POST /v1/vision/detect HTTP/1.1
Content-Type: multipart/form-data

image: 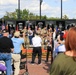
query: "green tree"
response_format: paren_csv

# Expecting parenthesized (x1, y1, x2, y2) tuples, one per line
(62, 15, 69, 19)
(41, 15, 47, 20)
(3, 8, 69, 20)
(3, 9, 36, 20)
(21, 9, 29, 20)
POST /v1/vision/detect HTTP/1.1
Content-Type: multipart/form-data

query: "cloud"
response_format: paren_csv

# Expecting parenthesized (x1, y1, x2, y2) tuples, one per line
(20, 0, 40, 12)
(0, 0, 61, 18)
(63, 8, 76, 19)
(0, 0, 18, 18)
(63, 0, 68, 2)
(41, 2, 60, 17)
(55, 0, 68, 2)
(0, 0, 17, 5)
(20, 0, 61, 17)
(0, 0, 74, 19)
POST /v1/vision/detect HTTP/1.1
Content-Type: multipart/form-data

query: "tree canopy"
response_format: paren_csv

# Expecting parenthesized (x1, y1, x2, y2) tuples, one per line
(2, 9, 69, 20)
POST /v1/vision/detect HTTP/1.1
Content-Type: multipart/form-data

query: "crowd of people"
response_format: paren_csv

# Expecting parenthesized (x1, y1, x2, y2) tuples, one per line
(0, 23, 76, 75)
(50, 26, 76, 75)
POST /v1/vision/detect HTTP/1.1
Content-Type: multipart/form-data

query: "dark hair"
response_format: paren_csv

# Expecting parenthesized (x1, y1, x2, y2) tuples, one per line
(2, 29, 8, 33)
(60, 33, 64, 41)
(35, 32, 39, 35)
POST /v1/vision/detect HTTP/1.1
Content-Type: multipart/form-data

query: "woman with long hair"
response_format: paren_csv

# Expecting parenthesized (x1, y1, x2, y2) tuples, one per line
(50, 27, 76, 75)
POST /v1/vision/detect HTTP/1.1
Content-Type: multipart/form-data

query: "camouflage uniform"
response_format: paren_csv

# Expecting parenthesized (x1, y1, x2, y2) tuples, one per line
(22, 28, 30, 48)
(41, 27, 47, 48)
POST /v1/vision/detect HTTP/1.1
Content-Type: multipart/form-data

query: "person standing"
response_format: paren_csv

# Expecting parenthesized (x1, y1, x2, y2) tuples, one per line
(0, 29, 14, 75)
(11, 31, 24, 75)
(50, 27, 76, 75)
(55, 34, 66, 55)
(45, 35, 52, 62)
(28, 27, 33, 45)
(31, 33, 42, 65)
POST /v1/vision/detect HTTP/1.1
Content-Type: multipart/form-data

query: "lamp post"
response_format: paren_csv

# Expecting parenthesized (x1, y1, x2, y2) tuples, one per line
(61, 0, 62, 19)
(18, 0, 20, 19)
(40, 0, 43, 19)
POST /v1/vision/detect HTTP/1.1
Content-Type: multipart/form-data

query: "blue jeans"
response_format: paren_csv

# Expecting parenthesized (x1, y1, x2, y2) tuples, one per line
(0, 53, 11, 75)
(29, 36, 33, 45)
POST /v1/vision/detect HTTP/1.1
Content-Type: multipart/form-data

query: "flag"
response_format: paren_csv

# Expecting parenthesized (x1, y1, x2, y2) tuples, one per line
(16, 24, 18, 31)
(6, 24, 8, 30)
(2, 23, 5, 30)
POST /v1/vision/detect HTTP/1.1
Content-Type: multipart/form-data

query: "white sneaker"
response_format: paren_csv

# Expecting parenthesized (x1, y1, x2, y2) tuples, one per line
(0, 71, 2, 74)
(31, 62, 34, 65)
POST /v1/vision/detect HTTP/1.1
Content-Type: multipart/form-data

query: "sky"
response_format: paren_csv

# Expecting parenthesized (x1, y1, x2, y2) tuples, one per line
(0, 0, 76, 19)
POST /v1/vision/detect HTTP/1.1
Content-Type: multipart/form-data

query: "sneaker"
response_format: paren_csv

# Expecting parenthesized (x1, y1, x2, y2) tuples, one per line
(0, 71, 2, 74)
(31, 63, 34, 65)
(31, 62, 34, 65)
(38, 63, 42, 65)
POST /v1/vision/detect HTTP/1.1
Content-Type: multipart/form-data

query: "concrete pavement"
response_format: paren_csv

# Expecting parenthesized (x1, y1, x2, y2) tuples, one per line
(19, 58, 51, 75)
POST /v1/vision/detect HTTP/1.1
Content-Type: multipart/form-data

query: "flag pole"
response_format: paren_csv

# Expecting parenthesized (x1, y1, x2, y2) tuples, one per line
(25, 36, 29, 75)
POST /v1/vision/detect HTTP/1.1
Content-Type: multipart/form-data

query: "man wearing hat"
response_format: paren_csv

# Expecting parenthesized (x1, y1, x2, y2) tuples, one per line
(0, 29, 14, 75)
(11, 31, 24, 75)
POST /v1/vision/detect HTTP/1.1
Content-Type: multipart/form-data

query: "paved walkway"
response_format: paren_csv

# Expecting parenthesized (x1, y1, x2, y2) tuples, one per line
(19, 58, 51, 75)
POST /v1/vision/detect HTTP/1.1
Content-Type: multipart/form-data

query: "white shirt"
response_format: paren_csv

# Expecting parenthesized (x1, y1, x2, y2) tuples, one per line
(53, 32, 56, 40)
(28, 30, 33, 36)
(58, 44, 66, 52)
(32, 36, 42, 47)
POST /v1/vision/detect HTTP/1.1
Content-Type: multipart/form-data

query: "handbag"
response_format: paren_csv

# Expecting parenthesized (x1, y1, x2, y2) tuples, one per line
(0, 63, 6, 71)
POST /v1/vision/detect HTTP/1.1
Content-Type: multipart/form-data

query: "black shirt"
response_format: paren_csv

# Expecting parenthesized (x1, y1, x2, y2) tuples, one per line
(0, 36, 14, 53)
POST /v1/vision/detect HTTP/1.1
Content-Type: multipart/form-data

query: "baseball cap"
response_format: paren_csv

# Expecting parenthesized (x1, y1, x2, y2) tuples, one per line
(14, 31, 20, 37)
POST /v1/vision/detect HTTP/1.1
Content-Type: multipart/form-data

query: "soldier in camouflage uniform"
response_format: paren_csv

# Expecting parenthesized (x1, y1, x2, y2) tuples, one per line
(22, 26, 30, 48)
(41, 27, 47, 48)
(45, 31, 53, 62)
(36, 27, 42, 37)
(22, 26, 27, 34)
